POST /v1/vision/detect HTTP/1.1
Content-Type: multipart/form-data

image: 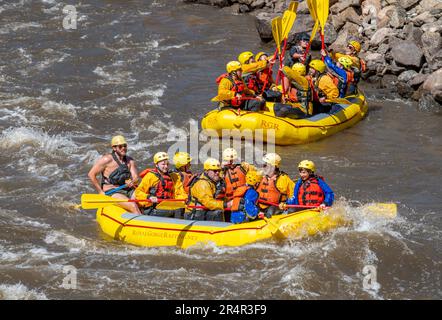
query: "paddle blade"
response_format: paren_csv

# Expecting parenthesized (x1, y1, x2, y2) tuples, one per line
(307, 0, 317, 20)
(288, 1, 299, 12)
(80, 193, 124, 209)
(309, 20, 319, 42)
(365, 203, 397, 218)
(271, 16, 282, 54)
(156, 200, 186, 210)
(281, 10, 296, 40)
(316, 0, 329, 30)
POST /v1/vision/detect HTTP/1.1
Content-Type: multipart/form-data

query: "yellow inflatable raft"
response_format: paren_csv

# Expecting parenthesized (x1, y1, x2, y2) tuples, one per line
(201, 92, 368, 145)
(96, 205, 347, 248)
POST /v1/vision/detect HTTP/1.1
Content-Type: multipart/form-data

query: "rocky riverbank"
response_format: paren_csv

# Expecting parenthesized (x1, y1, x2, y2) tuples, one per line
(183, 0, 442, 111)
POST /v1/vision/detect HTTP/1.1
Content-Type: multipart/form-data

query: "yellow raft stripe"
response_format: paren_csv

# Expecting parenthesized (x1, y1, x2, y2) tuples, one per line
(221, 103, 361, 129)
(100, 211, 269, 235)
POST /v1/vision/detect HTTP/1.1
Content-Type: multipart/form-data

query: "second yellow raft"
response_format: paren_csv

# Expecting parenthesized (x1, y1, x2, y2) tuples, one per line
(201, 92, 368, 145)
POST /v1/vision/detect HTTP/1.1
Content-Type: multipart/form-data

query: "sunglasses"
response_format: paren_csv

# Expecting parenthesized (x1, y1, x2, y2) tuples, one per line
(113, 144, 127, 149)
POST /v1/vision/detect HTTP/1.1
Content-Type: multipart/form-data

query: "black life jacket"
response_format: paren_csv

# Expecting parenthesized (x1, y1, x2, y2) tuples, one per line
(102, 151, 131, 186)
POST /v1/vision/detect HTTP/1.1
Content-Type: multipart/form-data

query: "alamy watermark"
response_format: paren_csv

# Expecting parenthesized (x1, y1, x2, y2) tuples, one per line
(62, 5, 77, 30)
(61, 265, 77, 290)
(163, 119, 276, 165)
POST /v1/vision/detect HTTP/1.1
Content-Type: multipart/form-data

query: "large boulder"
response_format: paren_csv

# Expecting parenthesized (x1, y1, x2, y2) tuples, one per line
(377, 5, 396, 28)
(391, 41, 424, 69)
(370, 27, 395, 47)
(409, 74, 429, 88)
(398, 70, 418, 83)
(254, 12, 276, 42)
(421, 19, 442, 33)
(418, 93, 441, 113)
(411, 11, 436, 27)
(421, 32, 442, 60)
(329, 24, 360, 52)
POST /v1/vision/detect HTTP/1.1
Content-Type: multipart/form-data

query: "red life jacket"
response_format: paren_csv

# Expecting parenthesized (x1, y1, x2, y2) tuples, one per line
(146, 169, 174, 200)
(257, 172, 288, 207)
(243, 73, 259, 92)
(216, 74, 245, 107)
(223, 164, 247, 200)
(297, 176, 325, 206)
(230, 185, 251, 212)
(306, 75, 319, 102)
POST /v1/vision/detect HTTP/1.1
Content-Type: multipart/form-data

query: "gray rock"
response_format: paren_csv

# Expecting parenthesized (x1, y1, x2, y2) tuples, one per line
(404, 23, 423, 47)
(397, 82, 414, 98)
(391, 41, 424, 68)
(238, 0, 254, 5)
(331, 7, 362, 31)
(381, 74, 399, 90)
(183, 0, 230, 6)
(421, 20, 442, 33)
(418, 93, 441, 113)
(297, 1, 309, 14)
(377, 5, 396, 28)
(330, 0, 361, 14)
(239, 4, 250, 13)
(370, 27, 395, 47)
(397, 0, 420, 10)
(427, 49, 442, 72)
(423, 68, 442, 100)
(387, 60, 407, 74)
(411, 11, 436, 27)
(389, 6, 407, 29)
(398, 70, 418, 82)
(409, 74, 429, 88)
(329, 24, 360, 52)
(254, 12, 275, 42)
(377, 43, 390, 54)
(422, 32, 442, 59)
(420, 0, 442, 11)
(250, 0, 266, 9)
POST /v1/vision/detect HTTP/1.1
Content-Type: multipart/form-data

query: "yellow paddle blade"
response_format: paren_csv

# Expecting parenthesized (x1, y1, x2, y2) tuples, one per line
(271, 16, 282, 54)
(316, 0, 329, 31)
(281, 10, 296, 40)
(156, 200, 186, 210)
(80, 193, 128, 209)
(263, 217, 281, 235)
(288, 1, 299, 12)
(309, 20, 319, 42)
(365, 203, 398, 219)
(307, 0, 317, 20)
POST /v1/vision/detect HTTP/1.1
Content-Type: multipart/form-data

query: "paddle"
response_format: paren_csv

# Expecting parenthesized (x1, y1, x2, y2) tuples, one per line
(80, 193, 186, 210)
(105, 184, 127, 196)
(288, 1, 299, 12)
(304, 0, 319, 60)
(278, 10, 297, 95)
(316, 0, 329, 60)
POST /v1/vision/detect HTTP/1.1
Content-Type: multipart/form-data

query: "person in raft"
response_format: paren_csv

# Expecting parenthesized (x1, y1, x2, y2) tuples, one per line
(256, 153, 295, 217)
(171, 151, 197, 196)
(185, 158, 232, 221)
(230, 169, 266, 224)
(134, 152, 187, 218)
(213, 61, 265, 111)
(281, 160, 334, 211)
(88, 135, 141, 214)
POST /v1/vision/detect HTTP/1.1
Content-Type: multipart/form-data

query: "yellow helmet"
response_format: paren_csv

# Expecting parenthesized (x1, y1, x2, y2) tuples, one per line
(153, 152, 169, 164)
(238, 51, 254, 65)
(309, 59, 326, 73)
(246, 170, 263, 186)
(222, 148, 238, 161)
(173, 152, 192, 169)
(292, 63, 306, 76)
(226, 61, 242, 74)
(204, 158, 221, 171)
(298, 160, 316, 172)
(111, 135, 127, 146)
(338, 56, 353, 69)
(263, 153, 281, 167)
(348, 40, 361, 53)
(255, 51, 268, 61)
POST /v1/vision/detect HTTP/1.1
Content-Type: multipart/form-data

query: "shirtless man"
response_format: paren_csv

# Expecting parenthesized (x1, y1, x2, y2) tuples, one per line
(87, 135, 141, 214)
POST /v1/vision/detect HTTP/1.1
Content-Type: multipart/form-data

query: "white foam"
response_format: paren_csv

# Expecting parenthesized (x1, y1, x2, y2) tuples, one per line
(93, 66, 135, 85)
(41, 100, 78, 117)
(160, 43, 190, 51)
(0, 22, 42, 34)
(0, 283, 48, 300)
(0, 127, 77, 156)
(116, 85, 166, 105)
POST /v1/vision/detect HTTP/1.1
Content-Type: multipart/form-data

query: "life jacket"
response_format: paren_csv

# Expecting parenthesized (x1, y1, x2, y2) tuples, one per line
(257, 68, 273, 93)
(257, 172, 288, 207)
(216, 74, 246, 107)
(243, 73, 259, 93)
(306, 75, 319, 103)
(297, 175, 325, 206)
(187, 172, 222, 208)
(176, 170, 198, 194)
(230, 185, 251, 212)
(223, 164, 247, 200)
(329, 68, 355, 97)
(145, 168, 174, 200)
(101, 151, 131, 187)
(288, 80, 312, 114)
